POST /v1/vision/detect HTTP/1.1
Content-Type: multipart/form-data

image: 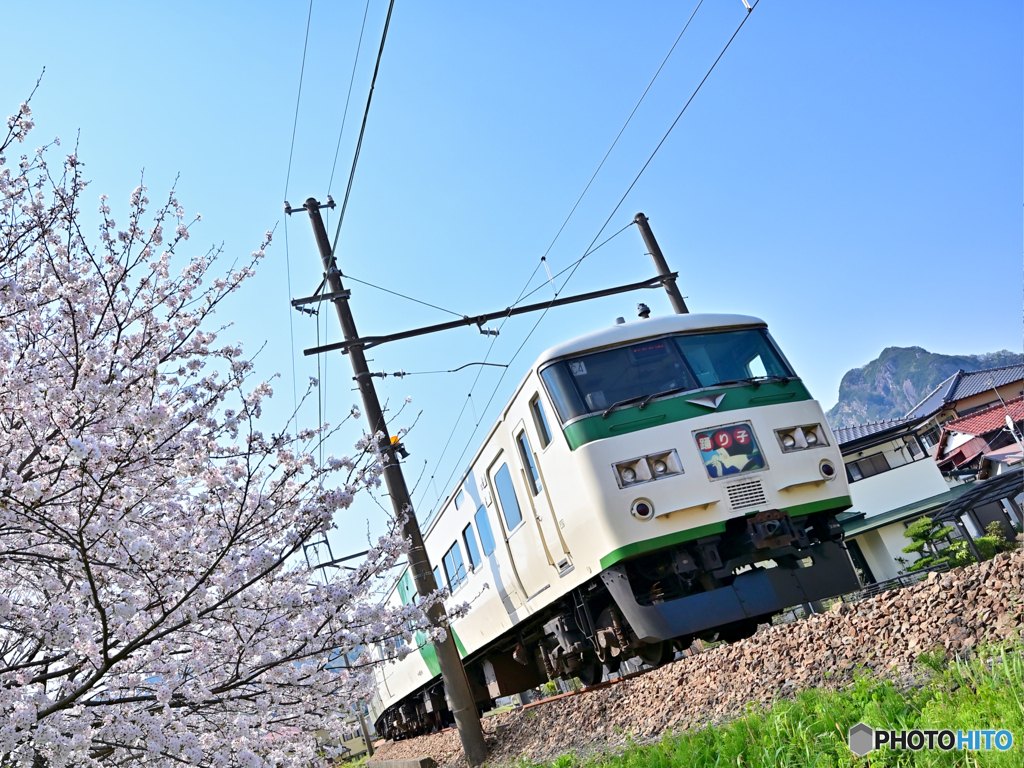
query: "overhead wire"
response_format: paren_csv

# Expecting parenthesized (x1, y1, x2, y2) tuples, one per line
(428, 222, 635, 509)
(417, 2, 709, 512)
(282, 0, 315, 439)
(528, 0, 706, 275)
(425, 1, 760, 512)
(327, 0, 373, 196)
(342, 274, 465, 318)
(330, 0, 397, 259)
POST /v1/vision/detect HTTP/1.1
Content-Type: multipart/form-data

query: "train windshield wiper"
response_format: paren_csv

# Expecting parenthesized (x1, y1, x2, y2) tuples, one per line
(717, 375, 791, 388)
(601, 395, 648, 419)
(638, 386, 691, 411)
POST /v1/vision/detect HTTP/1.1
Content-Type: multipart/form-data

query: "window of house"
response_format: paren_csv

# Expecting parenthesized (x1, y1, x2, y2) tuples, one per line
(462, 523, 481, 569)
(530, 395, 552, 448)
(493, 463, 524, 530)
(919, 427, 940, 449)
(516, 431, 543, 495)
(474, 506, 496, 556)
(905, 436, 923, 459)
(845, 452, 891, 483)
(443, 542, 467, 589)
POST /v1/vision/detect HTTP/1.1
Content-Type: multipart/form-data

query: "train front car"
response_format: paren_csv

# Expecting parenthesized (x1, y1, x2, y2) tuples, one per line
(535, 313, 860, 676)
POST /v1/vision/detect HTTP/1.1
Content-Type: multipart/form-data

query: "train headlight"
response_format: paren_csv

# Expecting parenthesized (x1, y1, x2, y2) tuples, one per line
(631, 498, 654, 520)
(614, 451, 682, 488)
(776, 424, 828, 452)
(613, 459, 648, 488)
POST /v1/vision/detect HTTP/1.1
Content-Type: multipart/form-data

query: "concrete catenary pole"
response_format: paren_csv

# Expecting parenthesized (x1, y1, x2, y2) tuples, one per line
(634, 212, 688, 315)
(303, 198, 488, 766)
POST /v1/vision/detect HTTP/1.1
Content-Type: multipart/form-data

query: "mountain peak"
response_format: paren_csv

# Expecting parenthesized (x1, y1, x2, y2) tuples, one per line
(825, 347, 1023, 429)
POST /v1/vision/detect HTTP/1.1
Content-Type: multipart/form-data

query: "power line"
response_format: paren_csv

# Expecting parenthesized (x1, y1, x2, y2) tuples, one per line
(425, 2, 760, 511)
(530, 0, 706, 275)
(416, 5, 708, 509)
(283, 0, 314, 201)
(585, 0, 760, 259)
(343, 274, 465, 318)
(330, 0, 396, 258)
(427, 221, 634, 510)
(327, 0, 373, 196)
(282, 0, 314, 438)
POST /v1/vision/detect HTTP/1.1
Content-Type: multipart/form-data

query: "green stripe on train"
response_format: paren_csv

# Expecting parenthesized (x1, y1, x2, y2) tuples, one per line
(416, 629, 469, 677)
(598, 495, 853, 570)
(563, 380, 813, 450)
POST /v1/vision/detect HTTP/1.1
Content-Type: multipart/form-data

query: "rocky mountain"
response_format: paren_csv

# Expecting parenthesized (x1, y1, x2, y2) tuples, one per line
(825, 347, 1023, 429)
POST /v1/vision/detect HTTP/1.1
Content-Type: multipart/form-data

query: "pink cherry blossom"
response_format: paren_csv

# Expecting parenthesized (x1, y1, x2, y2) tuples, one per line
(0, 92, 445, 767)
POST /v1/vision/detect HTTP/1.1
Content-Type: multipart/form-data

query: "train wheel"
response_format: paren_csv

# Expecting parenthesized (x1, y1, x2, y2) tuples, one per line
(578, 662, 603, 687)
(637, 640, 675, 667)
(603, 654, 621, 677)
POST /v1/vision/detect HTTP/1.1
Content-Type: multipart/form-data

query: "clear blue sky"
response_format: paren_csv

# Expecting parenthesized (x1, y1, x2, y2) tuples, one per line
(4, 2, 1020, 544)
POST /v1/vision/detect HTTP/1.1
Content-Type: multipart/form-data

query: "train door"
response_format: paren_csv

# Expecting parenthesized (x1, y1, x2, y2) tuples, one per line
(488, 452, 555, 602)
(512, 415, 571, 572)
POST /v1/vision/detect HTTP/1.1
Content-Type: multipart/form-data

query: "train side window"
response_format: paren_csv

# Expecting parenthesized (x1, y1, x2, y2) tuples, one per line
(433, 566, 445, 591)
(454, 490, 465, 509)
(443, 542, 467, 589)
(530, 395, 552, 448)
(516, 431, 543, 495)
(463, 523, 481, 569)
(493, 463, 524, 530)
(474, 506, 496, 556)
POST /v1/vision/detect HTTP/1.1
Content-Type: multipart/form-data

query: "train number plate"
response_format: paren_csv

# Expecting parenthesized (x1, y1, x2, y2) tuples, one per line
(693, 422, 766, 479)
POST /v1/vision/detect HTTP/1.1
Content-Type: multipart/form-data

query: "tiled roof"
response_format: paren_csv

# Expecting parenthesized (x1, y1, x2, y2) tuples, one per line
(834, 416, 918, 446)
(950, 364, 1024, 401)
(942, 396, 1024, 437)
(906, 364, 1024, 419)
(905, 372, 961, 419)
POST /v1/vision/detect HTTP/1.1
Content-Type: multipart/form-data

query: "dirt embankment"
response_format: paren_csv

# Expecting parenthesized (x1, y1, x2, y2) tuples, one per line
(371, 551, 1023, 767)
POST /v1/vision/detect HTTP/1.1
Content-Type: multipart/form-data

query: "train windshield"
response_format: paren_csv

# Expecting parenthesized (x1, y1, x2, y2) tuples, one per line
(540, 328, 794, 423)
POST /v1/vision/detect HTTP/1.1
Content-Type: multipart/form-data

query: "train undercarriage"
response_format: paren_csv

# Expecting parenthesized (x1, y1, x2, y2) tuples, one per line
(375, 509, 860, 740)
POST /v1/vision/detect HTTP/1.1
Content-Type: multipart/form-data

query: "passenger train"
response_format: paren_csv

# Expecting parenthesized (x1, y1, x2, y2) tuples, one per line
(370, 312, 860, 738)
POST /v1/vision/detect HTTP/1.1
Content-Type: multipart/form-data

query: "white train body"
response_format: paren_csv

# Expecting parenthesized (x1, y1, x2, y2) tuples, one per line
(371, 313, 859, 737)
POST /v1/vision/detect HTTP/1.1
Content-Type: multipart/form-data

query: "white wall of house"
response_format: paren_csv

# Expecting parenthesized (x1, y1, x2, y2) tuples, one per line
(852, 529, 902, 582)
(876, 521, 919, 571)
(846, 455, 949, 517)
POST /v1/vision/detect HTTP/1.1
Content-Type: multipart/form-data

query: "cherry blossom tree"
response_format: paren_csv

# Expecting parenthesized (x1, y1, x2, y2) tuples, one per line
(0, 92, 435, 767)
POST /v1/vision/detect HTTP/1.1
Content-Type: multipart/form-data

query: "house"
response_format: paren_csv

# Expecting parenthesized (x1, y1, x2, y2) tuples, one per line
(907, 364, 1024, 450)
(834, 364, 1024, 584)
(833, 417, 970, 583)
(932, 396, 1024, 539)
(935, 395, 1024, 480)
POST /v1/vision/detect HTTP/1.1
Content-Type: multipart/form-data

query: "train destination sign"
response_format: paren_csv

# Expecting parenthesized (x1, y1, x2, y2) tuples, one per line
(694, 421, 766, 479)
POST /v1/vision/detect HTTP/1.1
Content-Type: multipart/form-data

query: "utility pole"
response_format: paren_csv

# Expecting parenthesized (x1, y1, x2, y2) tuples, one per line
(634, 212, 688, 315)
(298, 198, 489, 767)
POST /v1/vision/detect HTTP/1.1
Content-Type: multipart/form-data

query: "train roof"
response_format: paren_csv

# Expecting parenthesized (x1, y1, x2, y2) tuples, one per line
(534, 313, 767, 367)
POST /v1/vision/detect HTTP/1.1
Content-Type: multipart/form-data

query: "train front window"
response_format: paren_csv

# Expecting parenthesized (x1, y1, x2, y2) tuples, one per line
(540, 328, 794, 422)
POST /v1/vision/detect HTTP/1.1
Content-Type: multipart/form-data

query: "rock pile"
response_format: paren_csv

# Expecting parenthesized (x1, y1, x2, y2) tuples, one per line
(370, 551, 1022, 767)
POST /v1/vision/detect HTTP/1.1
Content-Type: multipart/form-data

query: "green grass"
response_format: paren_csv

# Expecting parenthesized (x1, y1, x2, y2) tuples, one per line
(511, 643, 1023, 768)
